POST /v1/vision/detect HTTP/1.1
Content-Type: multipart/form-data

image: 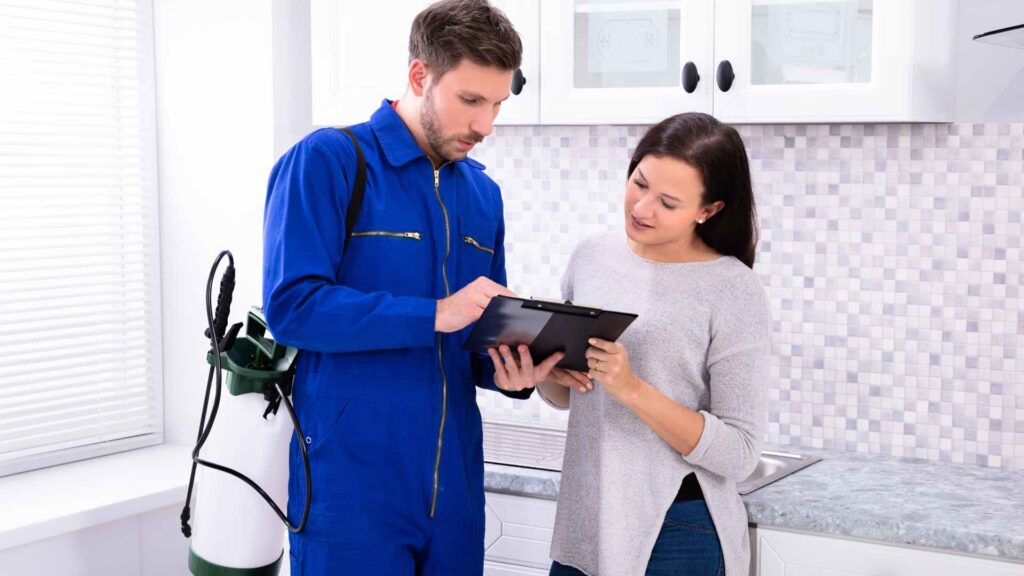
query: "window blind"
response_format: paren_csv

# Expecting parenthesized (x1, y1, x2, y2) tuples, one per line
(0, 0, 163, 477)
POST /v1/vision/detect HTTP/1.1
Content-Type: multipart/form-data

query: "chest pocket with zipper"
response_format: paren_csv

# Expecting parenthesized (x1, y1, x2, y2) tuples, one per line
(340, 208, 430, 296)
(456, 214, 497, 287)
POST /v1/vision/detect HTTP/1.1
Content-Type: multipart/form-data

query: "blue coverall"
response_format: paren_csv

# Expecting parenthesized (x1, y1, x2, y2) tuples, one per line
(263, 100, 528, 575)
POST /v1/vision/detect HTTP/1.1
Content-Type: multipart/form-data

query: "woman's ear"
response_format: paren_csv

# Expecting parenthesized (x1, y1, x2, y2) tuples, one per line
(704, 201, 726, 221)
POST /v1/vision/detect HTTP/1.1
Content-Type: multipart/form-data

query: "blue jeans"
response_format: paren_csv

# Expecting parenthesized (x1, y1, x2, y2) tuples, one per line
(549, 499, 725, 576)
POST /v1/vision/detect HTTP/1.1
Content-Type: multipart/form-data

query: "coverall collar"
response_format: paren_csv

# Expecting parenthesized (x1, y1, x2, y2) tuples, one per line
(370, 99, 485, 170)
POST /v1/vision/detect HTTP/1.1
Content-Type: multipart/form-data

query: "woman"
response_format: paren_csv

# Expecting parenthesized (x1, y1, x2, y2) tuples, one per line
(538, 113, 770, 576)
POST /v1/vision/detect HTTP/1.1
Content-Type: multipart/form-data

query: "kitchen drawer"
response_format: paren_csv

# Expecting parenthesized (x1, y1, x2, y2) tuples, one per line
(754, 527, 1024, 576)
(485, 492, 557, 570)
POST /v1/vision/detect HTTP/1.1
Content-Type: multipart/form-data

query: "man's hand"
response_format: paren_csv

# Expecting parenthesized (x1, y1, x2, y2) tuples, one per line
(488, 344, 563, 393)
(435, 276, 515, 333)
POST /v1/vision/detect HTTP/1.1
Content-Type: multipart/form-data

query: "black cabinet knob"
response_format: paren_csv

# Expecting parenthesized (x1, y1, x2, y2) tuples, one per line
(681, 62, 700, 93)
(716, 60, 735, 92)
(511, 68, 526, 96)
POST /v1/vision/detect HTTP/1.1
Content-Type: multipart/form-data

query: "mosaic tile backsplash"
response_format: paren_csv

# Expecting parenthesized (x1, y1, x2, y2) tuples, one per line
(471, 122, 1024, 470)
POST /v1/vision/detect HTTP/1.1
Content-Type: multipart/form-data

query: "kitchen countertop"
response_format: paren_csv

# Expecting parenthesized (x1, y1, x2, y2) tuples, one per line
(483, 445, 1024, 563)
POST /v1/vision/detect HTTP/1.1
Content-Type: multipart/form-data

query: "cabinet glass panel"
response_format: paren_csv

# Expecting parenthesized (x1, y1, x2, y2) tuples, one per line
(573, 0, 681, 89)
(750, 0, 873, 85)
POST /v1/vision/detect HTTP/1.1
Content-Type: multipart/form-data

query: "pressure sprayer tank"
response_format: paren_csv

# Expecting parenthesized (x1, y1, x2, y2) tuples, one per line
(188, 308, 298, 575)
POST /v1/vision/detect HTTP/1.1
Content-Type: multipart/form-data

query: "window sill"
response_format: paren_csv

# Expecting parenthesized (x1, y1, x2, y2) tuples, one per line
(0, 444, 193, 551)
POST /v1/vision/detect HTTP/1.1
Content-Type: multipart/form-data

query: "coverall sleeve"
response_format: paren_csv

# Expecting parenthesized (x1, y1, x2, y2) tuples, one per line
(262, 137, 437, 353)
(470, 198, 533, 399)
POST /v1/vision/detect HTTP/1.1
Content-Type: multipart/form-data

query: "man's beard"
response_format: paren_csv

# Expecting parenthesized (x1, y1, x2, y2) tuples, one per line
(421, 87, 481, 162)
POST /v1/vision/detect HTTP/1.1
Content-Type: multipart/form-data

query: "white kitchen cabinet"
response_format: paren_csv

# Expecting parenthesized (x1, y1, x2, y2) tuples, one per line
(752, 527, 1024, 576)
(310, 0, 422, 127)
(539, 0, 715, 123)
(484, 492, 557, 572)
(310, 0, 539, 127)
(539, 0, 957, 124)
(713, 0, 957, 123)
(480, 491, 1024, 575)
(490, 0, 541, 125)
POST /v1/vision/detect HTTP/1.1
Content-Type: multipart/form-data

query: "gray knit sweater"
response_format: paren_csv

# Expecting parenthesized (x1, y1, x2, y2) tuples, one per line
(546, 232, 770, 576)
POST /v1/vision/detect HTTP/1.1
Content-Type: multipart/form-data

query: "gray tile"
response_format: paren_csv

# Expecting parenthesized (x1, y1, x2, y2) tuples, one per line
(474, 121, 1024, 471)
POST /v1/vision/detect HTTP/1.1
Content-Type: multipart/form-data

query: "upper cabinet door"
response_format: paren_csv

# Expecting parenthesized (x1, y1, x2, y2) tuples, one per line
(312, 0, 538, 127)
(492, 0, 540, 125)
(311, 0, 423, 127)
(310, 0, 956, 127)
(712, 0, 956, 123)
(540, 0, 714, 124)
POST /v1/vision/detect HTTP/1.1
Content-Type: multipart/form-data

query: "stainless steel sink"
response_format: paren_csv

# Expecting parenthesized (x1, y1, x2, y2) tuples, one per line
(736, 450, 822, 495)
(482, 421, 822, 495)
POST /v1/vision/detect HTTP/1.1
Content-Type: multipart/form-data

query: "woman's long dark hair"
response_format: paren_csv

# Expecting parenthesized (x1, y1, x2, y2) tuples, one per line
(628, 113, 758, 268)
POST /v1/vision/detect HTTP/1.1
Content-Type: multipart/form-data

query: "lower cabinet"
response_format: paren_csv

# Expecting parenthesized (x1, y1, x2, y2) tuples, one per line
(482, 492, 1024, 576)
(484, 491, 557, 574)
(753, 527, 1023, 576)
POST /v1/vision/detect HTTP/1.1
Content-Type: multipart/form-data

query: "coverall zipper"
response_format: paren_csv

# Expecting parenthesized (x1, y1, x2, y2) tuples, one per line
(349, 230, 422, 240)
(463, 235, 494, 254)
(430, 162, 451, 518)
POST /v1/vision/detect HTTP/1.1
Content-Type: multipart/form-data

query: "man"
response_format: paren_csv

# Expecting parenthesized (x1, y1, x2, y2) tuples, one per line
(262, 1, 562, 574)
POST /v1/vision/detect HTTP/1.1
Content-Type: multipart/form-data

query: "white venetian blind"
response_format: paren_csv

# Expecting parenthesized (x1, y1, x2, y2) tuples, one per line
(0, 0, 163, 477)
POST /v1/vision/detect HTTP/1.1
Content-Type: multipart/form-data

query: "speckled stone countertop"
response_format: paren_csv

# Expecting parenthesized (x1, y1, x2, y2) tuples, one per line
(483, 445, 1024, 562)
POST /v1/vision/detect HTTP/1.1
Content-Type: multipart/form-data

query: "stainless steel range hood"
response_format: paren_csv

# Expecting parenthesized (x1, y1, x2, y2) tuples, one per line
(974, 23, 1024, 49)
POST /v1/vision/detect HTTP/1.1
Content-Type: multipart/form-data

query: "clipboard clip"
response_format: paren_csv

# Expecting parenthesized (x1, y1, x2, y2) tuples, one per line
(520, 298, 601, 318)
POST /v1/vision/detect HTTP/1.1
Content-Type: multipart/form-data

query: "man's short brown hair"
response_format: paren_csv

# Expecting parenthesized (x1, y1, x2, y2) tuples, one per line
(409, 0, 523, 80)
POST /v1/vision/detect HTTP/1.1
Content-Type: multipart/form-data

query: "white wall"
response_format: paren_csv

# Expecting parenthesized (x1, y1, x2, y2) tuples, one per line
(154, 0, 309, 567)
(272, 0, 314, 156)
(156, 0, 311, 561)
(1, 1, 316, 573)
(155, 0, 312, 449)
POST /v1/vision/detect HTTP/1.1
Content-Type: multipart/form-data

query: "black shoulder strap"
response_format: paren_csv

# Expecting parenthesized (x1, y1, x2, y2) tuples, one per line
(339, 127, 366, 251)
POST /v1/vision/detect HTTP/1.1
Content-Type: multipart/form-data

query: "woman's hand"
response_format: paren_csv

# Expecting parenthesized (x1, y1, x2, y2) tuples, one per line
(547, 367, 592, 394)
(488, 344, 563, 392)
(585, 338, 641, 399)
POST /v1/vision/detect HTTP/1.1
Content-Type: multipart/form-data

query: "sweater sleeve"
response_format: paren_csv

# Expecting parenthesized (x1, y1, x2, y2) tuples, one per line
(682, 270, 771, 481)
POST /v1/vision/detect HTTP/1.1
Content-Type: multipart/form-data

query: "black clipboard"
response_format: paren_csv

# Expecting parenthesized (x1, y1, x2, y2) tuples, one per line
(462, 296, 638, 372)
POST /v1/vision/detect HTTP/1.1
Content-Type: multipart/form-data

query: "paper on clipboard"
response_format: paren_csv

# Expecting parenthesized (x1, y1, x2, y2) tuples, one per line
(462, 296, 638, 372)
